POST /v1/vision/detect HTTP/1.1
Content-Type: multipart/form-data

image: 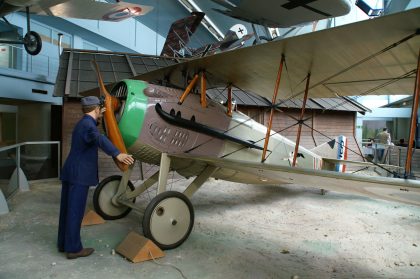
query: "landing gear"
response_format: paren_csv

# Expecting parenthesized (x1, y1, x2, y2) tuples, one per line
(93, 175, 136, 220)
(92, 154, 216, 249)
(0, 6, 42, 55)
(142, 191, 194, 250)
(23, 31, 42, 56)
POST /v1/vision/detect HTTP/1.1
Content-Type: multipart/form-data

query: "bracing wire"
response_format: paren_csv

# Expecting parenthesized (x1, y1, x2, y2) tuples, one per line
(179, 32, 418, 178)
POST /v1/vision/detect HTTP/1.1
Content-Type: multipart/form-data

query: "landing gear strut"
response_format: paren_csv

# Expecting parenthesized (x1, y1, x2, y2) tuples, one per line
(0, 6, 42, 55)
(93, 175, 136, 220)
(92, 154, 217, 249)
(23, 6, 42, 55)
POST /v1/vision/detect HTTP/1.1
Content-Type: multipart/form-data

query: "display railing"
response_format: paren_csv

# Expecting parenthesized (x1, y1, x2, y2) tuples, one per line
(0, 141, 60, 199)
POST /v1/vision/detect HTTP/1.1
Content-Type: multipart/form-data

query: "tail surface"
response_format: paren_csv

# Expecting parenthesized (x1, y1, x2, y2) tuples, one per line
(311, 136, 348, 172)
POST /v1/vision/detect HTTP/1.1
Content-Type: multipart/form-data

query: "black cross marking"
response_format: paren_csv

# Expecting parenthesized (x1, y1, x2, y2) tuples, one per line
(282, 0, 331, 17)
(238, 27, 244, 34)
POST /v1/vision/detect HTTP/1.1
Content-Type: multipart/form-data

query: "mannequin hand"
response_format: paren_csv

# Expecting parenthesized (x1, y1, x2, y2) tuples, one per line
(116, 153, 135, 165)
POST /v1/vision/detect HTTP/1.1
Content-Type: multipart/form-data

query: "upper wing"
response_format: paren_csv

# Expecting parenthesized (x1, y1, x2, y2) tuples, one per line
(169, 153, 420, 206)
(136, 8, 420, 100)
(30, 0, 153, 21)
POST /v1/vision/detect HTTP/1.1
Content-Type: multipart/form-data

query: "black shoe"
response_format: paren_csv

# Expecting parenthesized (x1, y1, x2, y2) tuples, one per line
(58, 248, 65, 253)
(66, 248, 94, 259)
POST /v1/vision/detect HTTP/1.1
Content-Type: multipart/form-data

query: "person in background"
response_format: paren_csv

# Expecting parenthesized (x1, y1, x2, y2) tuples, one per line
(376, 127, 391, 162)
(57, 96, 134, 259)
(377, 127, 391, 145)
(397, 138, 408, 147)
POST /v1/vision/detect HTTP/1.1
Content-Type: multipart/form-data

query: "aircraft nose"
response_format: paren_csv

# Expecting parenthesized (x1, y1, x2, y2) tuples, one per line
(110, 80, 149, 148)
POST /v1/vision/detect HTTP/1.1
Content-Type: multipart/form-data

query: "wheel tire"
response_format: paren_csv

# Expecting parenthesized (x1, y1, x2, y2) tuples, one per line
(24, 31, 42, 56)
(93, 175, 135, 220)
(142, 191, 194, 250)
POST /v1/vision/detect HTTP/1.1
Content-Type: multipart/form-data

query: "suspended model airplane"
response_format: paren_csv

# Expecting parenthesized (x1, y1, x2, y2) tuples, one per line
(0, 0, 153, 55)
(160, 11, 254, 58)
(161, 0, 354, 58)
(211, 0, 352, 27)
(67, 8, 420, 250)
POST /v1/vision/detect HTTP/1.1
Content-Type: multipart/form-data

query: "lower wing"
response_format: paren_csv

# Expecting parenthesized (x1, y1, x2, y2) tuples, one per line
(169, 153, 420, 206)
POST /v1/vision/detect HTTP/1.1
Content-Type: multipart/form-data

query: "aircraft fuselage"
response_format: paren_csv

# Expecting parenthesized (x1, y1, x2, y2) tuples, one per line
(112, 80, 323, 184)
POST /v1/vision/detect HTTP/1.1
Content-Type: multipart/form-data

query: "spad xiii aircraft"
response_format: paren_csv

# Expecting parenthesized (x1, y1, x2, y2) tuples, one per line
(67, 7, 420, 250)
(0, 0, 152, 55)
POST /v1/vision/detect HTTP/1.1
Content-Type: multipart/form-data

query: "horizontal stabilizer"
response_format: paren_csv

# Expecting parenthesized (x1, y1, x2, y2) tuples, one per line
(311, 136, 348, 172)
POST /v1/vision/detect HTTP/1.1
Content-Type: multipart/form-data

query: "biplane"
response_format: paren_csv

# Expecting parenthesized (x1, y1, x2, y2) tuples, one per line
(160, 0, 354, 58)
(160, 11, 254, 58)
(62, 8, 420, 250)
(0, 0, 152, 55)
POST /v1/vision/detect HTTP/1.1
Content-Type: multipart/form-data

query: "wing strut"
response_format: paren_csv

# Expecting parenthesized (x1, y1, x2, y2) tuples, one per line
(261, 55, 285, 162)
(292, 73, 311, 167)
(200, 71, 207, 108)
(227, 84, 233, 116)
(178, 73, 199, 104)
(405, 48, 420, 178)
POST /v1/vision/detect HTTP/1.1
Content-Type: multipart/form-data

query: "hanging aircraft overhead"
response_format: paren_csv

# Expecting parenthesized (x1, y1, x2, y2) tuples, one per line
(0, 0, 153, 20)
(0, 0, 153, 55)
(160, 11, 254, 58)
(211, 0, 352, 27)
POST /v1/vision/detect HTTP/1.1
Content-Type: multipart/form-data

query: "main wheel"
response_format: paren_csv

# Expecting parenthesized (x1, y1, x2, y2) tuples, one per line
(142, 191, 194, 250)
(93, 175, 136, 220)
(23, 31, 42, 56)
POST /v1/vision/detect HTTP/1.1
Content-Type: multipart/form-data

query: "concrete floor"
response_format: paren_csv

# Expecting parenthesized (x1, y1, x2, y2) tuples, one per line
(1, 178, 420, 279)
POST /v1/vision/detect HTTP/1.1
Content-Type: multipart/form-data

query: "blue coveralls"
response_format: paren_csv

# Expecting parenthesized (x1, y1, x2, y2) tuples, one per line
(57, 115, 120, 253)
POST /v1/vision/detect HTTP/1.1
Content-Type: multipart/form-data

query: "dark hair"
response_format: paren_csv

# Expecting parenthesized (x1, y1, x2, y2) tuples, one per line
(82, 105, 99, 113)
(383, 127, 388, 131)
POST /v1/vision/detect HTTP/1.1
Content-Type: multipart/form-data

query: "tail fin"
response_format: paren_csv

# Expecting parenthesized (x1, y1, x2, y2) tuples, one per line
(160, 12, 205, 57)
(311, 136, 348, 172)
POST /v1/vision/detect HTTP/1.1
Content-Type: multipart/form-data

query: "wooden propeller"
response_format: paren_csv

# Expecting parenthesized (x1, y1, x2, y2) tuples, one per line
(91, 60, 128, 172)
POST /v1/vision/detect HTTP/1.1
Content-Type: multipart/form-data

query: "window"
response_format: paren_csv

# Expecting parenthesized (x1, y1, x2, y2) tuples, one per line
(0, 22, 23, 70)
